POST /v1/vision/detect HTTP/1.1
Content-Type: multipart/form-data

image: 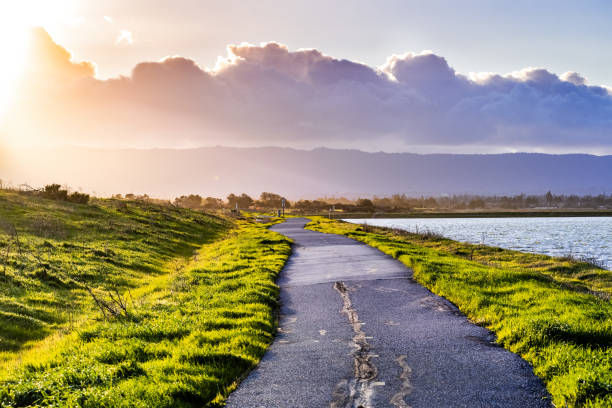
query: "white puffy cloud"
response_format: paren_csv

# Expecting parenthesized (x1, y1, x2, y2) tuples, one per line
(3, 28, 612, 152)
(560, 71, 587, 86)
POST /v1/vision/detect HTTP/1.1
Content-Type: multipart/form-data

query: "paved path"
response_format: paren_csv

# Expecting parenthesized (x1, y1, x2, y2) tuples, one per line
(226, 218, 550, 408)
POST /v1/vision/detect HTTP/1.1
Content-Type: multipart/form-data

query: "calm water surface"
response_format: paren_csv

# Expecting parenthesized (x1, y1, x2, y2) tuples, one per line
(343, 217, 612, 270)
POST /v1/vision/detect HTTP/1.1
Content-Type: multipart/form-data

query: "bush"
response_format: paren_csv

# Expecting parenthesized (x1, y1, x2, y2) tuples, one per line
(41, 184, 68, 201)
(39, 184, 89, 204)
(68, 192, 90, 204)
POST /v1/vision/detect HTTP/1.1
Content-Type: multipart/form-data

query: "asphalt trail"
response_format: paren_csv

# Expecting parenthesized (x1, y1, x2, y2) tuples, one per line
(226, 218, 550, 408)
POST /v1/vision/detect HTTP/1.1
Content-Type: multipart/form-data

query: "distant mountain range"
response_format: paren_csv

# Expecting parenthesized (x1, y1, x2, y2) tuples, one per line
(3, 146, 612, 198)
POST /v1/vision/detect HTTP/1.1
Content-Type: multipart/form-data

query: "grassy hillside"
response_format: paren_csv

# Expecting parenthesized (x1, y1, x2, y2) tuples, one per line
(0, 189, 230, 367)
(307, 217, 611, 408)
(0, 220, 290, 407)
(0, 190, 292, 406)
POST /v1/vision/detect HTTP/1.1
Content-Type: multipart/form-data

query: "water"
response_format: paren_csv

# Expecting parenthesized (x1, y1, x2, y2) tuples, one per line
(343, 217, 612, 270)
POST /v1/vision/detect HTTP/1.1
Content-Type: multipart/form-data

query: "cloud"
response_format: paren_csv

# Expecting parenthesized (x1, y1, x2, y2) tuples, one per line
(25, 27, 96, 80)
(560, 71, 587, 86)
(3, 28, 612, 152)
(116, 29, 134, 45)
(104, 16, 113, 23)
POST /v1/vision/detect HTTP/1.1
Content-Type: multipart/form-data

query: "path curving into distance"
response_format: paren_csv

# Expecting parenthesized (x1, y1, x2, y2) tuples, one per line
(226, 218, 550, 408)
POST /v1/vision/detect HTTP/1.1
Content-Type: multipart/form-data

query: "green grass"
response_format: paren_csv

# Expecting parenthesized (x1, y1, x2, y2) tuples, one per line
(307, 217, 611, 408)
(0, 189, 230, 366)
(0, 189, 291, 407)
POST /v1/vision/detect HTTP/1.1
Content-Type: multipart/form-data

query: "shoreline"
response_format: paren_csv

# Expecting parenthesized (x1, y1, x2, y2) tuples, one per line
(302, 210, 612, 219)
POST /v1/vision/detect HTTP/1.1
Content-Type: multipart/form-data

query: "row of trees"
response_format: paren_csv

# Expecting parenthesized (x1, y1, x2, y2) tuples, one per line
(271, 193, 612, 212)
(171, 192, 291, 210)
(311, 192, 612, 211)
(108, 191, 612, 212)
(416, 192, 612, 210)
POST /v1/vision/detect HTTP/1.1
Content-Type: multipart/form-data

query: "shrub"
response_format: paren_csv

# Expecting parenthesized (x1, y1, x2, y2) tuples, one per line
(41, 184, 68, 201)
(38, 184, 89, 205)
(67, 192, 89, 204)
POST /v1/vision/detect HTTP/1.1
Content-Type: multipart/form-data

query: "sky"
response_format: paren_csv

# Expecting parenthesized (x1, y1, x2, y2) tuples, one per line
(0, 0, 611, 154)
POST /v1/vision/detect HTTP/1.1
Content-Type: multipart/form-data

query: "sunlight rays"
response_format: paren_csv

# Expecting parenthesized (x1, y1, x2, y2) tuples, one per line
(0, 0, 77, 118)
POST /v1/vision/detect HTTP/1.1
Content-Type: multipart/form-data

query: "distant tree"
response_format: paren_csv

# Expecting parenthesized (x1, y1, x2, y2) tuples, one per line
(202, 197, 224, 209)
(295, 200, 311, 209)
(525, 195, 540, 207)
(226, 193, 254, 209)
(564, 194, 580, 208)
(545, 191, 553, 206)
(125, 193, 135, 200)
(468, 198, 485, 209)
(372, 196, 391, 209)
(423, 197, 438, 208)
(258, 192, 290, 208)
(173, 194, 203, 209)
(355, 198, 374, 209)
(226, 194, 238, 209)
(311, 200, 327, 209)
(238, 193, 254, 208)
(294, 199, 327, 211)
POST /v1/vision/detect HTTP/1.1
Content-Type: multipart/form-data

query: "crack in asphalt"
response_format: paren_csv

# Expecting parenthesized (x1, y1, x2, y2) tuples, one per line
(390, 355, 413, 408)
(331, 281, 379, 408)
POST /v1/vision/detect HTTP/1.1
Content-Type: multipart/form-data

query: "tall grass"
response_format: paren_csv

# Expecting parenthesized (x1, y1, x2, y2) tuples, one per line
(307, 217, 611, 408)
(0, 220, 291, 407)
(0, 189, 229, 368)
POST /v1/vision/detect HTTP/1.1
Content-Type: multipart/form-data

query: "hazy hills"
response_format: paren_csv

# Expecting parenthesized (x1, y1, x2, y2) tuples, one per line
(3, 146, 612, 198)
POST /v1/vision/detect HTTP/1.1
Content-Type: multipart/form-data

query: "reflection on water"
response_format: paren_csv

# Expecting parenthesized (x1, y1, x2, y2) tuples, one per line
(344, 217, 612, 270)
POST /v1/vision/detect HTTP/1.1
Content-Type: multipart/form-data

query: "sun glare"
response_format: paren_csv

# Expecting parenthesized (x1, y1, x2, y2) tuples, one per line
(0, 1, 77, 119)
